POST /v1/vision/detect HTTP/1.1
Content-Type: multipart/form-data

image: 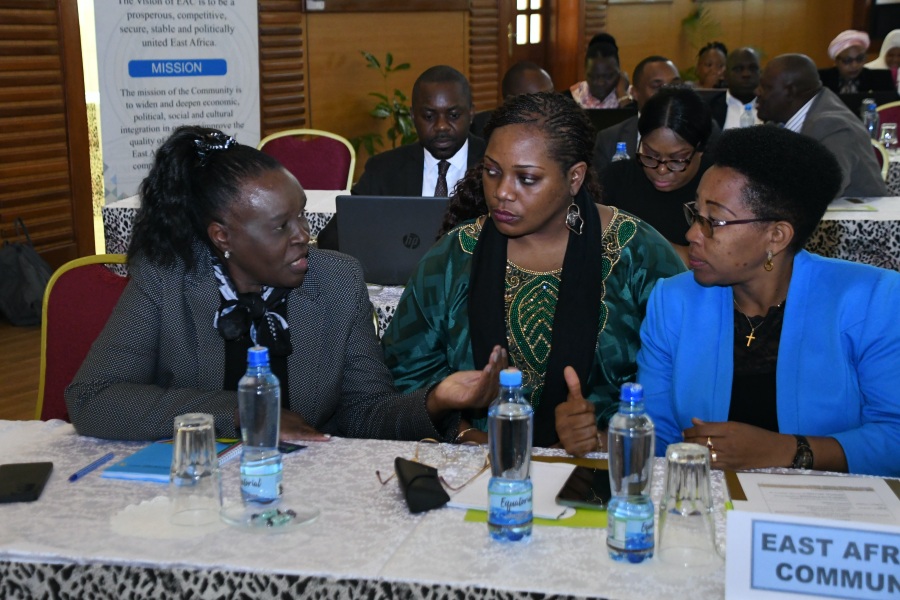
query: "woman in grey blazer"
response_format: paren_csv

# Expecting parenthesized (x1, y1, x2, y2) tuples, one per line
(65, 126, 505, 442)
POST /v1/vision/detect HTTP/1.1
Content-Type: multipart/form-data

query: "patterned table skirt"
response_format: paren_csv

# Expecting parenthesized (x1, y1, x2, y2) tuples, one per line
(0, 561, 599, 600)
(805, 219, 900, 271)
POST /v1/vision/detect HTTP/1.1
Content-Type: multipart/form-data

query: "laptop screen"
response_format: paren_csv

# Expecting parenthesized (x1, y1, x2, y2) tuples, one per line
(335, 195, 449, 286)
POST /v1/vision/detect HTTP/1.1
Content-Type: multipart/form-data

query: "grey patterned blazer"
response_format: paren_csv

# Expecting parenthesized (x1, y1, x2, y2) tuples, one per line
(66, 242, 452, 442)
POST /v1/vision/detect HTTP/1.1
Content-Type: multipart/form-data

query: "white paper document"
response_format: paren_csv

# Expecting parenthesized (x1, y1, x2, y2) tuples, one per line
(447, 461, 577, 520)
(733, 473, 900, 525)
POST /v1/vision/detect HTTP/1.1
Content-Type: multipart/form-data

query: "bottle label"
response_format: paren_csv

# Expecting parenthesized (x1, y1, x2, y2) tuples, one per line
(607, 511, 654, 551)
(240, 468, 283, 502)
(489, 487, 532, 515)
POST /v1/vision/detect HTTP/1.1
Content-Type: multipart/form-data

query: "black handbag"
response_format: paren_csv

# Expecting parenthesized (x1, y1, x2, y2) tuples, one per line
(394, 457, 450, 514)
(0, 218, 53, 326)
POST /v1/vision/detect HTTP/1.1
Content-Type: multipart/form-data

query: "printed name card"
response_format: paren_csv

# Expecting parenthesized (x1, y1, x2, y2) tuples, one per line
(726, 511, 900, 599)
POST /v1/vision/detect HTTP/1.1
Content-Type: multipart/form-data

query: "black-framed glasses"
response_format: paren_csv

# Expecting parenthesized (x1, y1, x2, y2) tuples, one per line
(683, 201, 780, 238)
(376, 438, 489, 492)
(636, 148, 697, 172)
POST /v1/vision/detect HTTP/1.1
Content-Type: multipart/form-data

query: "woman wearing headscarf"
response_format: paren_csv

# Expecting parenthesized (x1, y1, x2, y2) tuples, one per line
(819, 29, 894, 94)
(638, 126, 900, 477)
(866, 28, 900, 91)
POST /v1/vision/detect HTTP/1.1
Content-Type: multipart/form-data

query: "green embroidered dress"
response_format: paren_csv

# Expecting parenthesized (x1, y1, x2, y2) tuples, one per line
(382, 207, 685, 430)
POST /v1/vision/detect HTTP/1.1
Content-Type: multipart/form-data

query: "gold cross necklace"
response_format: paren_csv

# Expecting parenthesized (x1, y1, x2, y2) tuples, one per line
(733, 297, 781, 347)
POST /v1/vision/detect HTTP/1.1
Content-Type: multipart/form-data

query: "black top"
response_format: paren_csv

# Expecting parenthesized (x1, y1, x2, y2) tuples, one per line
(599, 155, 711, 246)
(729, 302, 785, 433)
(223, 302, 291, 408)
(818, 67, 895, 95)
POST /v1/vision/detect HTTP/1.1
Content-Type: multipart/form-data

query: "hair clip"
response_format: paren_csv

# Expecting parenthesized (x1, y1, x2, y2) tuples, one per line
(194, 131, 237, 165)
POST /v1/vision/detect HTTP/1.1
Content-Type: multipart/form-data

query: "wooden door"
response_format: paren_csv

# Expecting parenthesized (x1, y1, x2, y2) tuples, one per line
(499, 0, 550, 83)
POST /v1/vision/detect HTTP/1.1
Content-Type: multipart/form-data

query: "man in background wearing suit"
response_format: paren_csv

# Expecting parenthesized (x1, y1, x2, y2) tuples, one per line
(318, 66, 486, 249)
(709, 47, 762, 130)
(470, 61, 554, 137)
(352, 65, 486, 196)
(592, 56, 681, 171)
(757, 54, 888, 198)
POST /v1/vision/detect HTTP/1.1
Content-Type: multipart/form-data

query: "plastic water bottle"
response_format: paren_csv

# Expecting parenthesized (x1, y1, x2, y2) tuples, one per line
(739, 103, 756, 128)
(611, 141, 629, 162)
(862, 100, 880, 140)
(238, 345, 283, 505)
(607, 382, 655, 563)
(487, 367, 533, 542)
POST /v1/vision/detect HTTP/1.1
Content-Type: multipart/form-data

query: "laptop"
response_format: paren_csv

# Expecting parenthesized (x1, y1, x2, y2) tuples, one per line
(335, 195, 449, 285)
(838, 91, 900, 116)
(583, 107, 637, 138)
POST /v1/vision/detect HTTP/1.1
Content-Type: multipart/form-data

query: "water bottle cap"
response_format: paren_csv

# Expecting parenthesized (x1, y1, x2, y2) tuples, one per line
(619, 382, 643, 402)
(499, 368, 523, 386)
(616, 142, 627, 151)
(247, 345, 270, 367)
(744, 103, 753, 110)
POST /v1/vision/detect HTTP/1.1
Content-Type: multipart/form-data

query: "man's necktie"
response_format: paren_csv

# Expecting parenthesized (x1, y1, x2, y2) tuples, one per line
(434, 160, 450, 197)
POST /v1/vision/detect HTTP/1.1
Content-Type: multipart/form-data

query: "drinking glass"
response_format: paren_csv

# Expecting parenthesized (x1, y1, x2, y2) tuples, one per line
(881, 122, 898, 152)
(169, 413, 222, 526)
(656, 443, 722, 570)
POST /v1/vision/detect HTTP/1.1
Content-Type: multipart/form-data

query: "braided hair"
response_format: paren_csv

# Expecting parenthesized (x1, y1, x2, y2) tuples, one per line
(129, 126, 282, 268)
(440, 92, 600, 235)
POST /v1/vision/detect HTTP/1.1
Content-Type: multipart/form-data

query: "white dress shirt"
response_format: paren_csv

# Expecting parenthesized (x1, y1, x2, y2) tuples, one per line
(723, 91, 761, 130)
(422, 139, 469, 196)
(784, 95, 817, 133)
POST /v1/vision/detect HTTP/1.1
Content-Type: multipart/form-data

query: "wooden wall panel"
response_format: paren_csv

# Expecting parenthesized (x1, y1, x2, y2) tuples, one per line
(306, 11, 468, 176)
(469, 0, 502, 110)
(258, 0, 309, 137)
(0, 0, 92, 267)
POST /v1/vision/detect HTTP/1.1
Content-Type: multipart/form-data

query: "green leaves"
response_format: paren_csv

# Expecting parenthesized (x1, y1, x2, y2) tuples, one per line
(351, 51, 418, 155)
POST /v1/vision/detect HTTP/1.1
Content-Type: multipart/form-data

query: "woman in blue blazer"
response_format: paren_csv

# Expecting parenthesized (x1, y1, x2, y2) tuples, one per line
(638, 126, 900, 477)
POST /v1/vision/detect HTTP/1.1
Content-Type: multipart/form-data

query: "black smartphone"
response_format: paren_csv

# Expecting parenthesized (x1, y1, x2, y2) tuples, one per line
(0, 462, 53, 503)
(278, 442, 307, 454)
(555, 466, 612, 511)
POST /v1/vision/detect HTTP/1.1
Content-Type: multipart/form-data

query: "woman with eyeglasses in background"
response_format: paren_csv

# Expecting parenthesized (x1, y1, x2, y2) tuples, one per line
(638, 126, 900, 477)
(599, 86, 713, 266)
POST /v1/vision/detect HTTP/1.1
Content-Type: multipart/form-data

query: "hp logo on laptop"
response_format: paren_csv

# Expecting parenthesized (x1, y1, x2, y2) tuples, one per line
(402, 233, 421, 249)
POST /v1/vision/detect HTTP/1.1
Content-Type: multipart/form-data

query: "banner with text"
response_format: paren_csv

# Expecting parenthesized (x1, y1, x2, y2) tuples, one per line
(95, 0, 260, 202)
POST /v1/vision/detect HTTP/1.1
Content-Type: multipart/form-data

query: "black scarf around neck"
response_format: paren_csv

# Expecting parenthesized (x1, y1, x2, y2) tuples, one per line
(211, 259, 293, 357)
(468, 187, 605, 447)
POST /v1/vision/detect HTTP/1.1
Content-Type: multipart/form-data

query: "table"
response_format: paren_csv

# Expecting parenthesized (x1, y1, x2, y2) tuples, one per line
(804, 196, 900, 271)
(0, 420, 728, 599)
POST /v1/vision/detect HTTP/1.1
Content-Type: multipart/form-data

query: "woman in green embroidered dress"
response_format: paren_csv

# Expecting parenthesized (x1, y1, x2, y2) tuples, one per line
(382, 92, 685, 455)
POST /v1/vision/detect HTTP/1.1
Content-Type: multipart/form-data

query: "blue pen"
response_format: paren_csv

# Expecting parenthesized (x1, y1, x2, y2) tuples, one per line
(68, 452, 115, 482)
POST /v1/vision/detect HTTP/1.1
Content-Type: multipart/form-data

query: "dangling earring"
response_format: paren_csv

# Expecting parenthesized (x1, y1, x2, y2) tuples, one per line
(764, 250, 774, 272)
(565, 201, 584, 235)
(224, 250, 231, 260)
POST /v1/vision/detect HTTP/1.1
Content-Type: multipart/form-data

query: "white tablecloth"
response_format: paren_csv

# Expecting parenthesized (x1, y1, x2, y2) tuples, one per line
(0, 420, 728, 599)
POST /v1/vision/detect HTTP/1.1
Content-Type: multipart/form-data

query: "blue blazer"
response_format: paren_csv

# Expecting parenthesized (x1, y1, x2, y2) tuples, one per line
(638, 251, 900, 476)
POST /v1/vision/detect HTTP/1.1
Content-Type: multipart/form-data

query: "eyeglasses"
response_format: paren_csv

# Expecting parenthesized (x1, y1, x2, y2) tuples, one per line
(683, 201, 780, 238)
(376, 438, 489, 492)
(636, 148, 697, 172)
(838, 55, 866, 66)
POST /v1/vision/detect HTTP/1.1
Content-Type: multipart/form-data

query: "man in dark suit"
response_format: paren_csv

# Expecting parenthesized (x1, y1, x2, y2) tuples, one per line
(592, 56, 680, 171)
(709, 47, 761, 130)
(319, 66, 486, 249)
(352, 65, 485, 196)
(818, 29, 894, 95)
(757, 54, 888, 198)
